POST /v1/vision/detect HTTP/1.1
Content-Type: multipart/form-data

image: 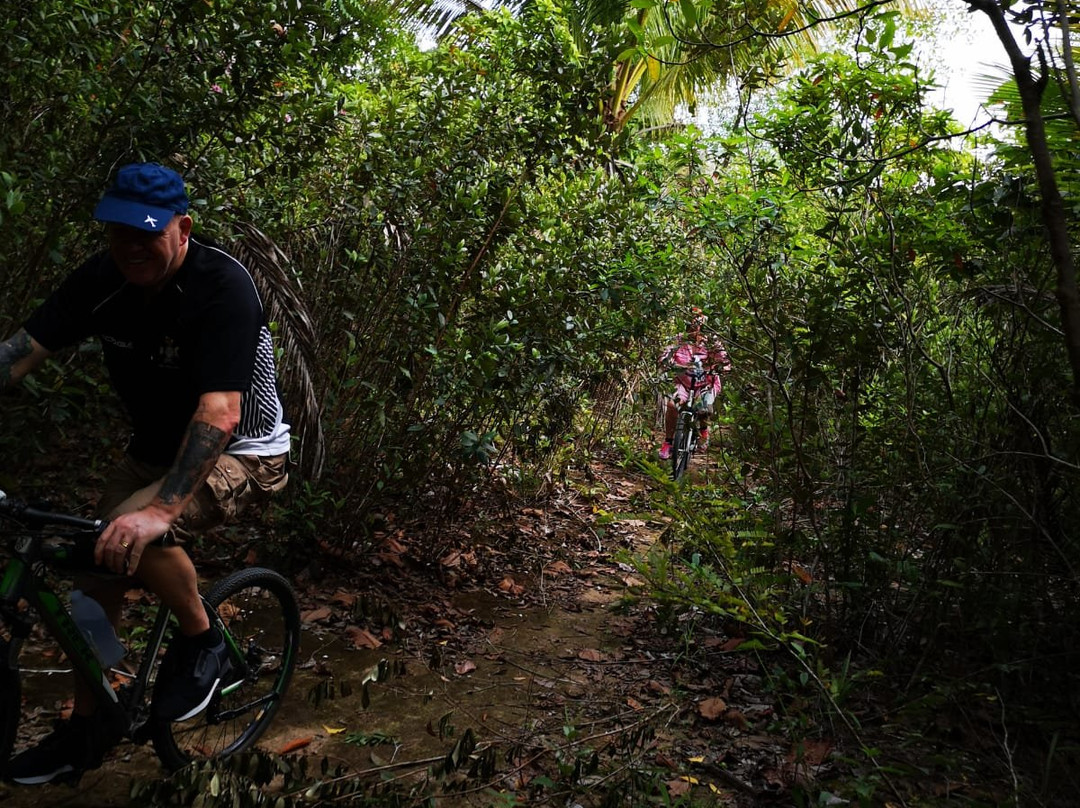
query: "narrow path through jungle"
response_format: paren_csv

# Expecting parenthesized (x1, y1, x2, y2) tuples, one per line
(1, 450, 816, 807)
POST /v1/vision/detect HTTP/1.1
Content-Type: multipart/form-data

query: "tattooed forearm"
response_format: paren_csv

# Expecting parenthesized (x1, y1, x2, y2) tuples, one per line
(157, 421, 231, 506)
(0, 331, 33, 388)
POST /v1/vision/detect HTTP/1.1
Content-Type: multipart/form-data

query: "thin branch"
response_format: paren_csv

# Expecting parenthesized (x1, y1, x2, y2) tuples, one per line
(742, 117, 999, 196)
(658, 0, 898, 52)
(946, 443, 1079, 582)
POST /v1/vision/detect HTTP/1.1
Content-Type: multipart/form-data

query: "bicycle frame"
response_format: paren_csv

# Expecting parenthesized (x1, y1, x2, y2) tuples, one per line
(0, 489, 297, 778)
(670, 365, 708, 480)
(0, 520, 176, 742)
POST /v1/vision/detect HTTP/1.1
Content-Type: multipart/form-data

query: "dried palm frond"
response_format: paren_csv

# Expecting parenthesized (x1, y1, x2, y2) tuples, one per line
(231, 223, 326, 481)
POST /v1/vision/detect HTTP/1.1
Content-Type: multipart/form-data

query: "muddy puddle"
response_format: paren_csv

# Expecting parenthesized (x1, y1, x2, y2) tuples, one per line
(0, 572, 644, 807)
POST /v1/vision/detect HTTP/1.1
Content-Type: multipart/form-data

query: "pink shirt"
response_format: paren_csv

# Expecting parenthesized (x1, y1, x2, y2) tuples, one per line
(660, 334, 732, 395)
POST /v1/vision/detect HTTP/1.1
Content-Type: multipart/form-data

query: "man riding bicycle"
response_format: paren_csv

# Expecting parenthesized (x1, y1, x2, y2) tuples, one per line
(658, 307, 732, 460)
(0, 162, 290, 785)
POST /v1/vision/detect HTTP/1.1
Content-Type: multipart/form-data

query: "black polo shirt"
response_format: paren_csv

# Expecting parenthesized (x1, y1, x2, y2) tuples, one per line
(25, 238, 285, 466)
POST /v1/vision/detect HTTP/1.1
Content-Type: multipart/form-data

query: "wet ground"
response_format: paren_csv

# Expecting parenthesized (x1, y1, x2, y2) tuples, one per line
(0, 565, 672, 807)
(0, 453, 792, 807)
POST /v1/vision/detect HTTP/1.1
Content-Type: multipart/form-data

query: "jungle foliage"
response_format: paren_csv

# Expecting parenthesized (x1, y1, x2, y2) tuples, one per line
(1, 0, 1079, 804)
(627, 13, 1080, 804)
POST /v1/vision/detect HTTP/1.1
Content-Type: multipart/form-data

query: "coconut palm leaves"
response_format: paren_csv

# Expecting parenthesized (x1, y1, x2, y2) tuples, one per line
(365, 0, 876, 133)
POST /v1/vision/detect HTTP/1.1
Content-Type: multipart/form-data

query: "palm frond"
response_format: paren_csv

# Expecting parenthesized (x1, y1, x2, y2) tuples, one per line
(370, 0, 909, 132)
(371, 0, 519, 39)
(231, 223, 326, 482)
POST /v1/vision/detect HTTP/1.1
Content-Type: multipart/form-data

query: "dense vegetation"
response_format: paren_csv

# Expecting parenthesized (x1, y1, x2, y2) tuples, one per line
(2, 0, 1078, 804)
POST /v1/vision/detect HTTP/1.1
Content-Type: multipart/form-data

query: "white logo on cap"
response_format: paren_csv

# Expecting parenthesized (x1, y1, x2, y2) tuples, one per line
(144, 215, 158, 228)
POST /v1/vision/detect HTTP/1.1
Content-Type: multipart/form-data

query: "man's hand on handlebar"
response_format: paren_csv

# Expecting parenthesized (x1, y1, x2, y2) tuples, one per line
(96, 507, 173, 576)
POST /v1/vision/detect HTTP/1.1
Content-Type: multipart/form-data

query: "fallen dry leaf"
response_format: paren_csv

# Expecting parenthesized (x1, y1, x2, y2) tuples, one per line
(345, 625, 383, 649)
(654, 752, 678, 770)
(301, 606, 333, 623)
(331, 591, 357, 607)
(789, 561, 814, 585)
(788, 738, 833, 766)
(278, 736, 313, 755)
(665, 778, 692, 797)
(724, 709, 750, 731)
(383, 536, 407, 555)
(498, 576, 526, 596)
(698, 697, 728, 720)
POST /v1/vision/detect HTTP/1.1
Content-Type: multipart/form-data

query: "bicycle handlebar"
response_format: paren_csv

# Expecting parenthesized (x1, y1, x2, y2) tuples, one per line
(0, 489, 106, 532)
(664, 357, 702, 377)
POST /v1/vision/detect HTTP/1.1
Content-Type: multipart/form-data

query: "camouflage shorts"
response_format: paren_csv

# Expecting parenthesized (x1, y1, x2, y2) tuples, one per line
(97, 452, 289, 533)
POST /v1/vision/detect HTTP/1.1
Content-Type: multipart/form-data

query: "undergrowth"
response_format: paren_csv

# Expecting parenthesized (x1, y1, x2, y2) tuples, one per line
(130, 713, 703, 808)
(620, 443, 1080, 807)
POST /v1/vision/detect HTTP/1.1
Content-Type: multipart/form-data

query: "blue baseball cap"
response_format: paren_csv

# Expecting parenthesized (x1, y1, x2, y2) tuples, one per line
(93, 163, 190, 232)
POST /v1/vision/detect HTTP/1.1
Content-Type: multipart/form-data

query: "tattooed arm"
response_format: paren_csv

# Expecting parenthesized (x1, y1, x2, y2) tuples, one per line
(96, 390, 241, 575)
(0, 329, 52, 389)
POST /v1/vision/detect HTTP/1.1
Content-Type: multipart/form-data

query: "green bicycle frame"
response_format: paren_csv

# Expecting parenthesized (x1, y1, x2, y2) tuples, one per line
(1, 553, 129, 736)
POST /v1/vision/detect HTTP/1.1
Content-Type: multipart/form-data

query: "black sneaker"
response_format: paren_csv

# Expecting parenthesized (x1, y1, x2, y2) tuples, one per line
(6, 714, 116, 785)
(152, 628, 234, 722)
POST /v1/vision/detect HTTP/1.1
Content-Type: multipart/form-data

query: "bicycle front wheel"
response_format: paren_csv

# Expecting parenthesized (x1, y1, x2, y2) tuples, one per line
(150, 567, 300, 771)
(671, 413, 694, 480)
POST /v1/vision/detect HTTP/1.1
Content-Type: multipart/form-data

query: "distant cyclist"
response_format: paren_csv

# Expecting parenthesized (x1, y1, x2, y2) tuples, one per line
(0, 162, 290, 784)
(658, 307, 732, 460)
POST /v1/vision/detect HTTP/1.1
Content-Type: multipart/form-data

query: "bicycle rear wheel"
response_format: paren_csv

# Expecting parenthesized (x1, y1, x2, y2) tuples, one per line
(150, 567, 300, 771)
(671, 413, 694, 480)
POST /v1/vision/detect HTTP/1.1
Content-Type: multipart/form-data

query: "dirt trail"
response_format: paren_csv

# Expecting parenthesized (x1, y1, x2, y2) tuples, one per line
(0, 455, 798, 807)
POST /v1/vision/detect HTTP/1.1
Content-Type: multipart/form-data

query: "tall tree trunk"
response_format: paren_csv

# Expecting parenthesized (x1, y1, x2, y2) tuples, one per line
(968, 0, 1080, 401)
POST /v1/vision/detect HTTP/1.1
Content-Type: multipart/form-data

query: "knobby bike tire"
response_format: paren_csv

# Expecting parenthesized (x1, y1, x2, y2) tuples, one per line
(150, 567, 301, 771)
(671, 414, 693, 480)
(0, 643, 20, 778)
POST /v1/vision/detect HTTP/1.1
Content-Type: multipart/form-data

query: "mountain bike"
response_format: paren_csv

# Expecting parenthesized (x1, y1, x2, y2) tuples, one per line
(670, 360, 708, 481)
(0, 488, 301, 780)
